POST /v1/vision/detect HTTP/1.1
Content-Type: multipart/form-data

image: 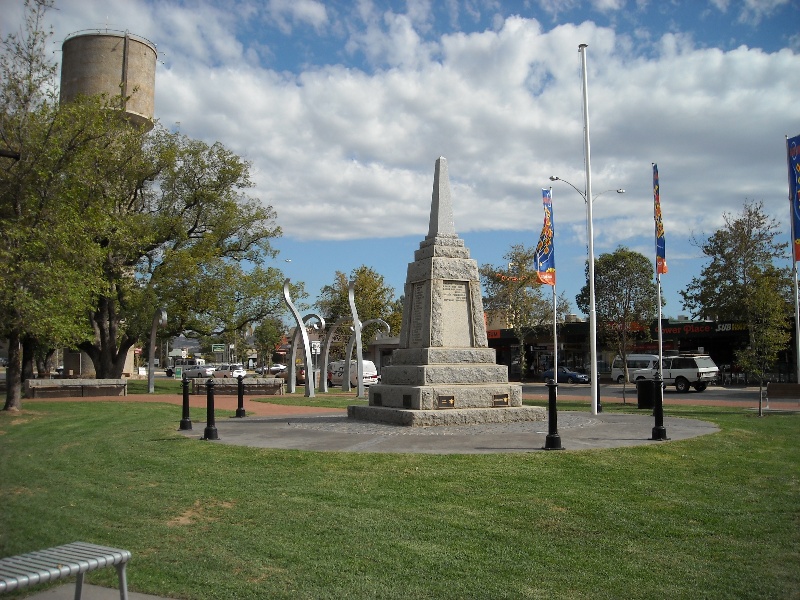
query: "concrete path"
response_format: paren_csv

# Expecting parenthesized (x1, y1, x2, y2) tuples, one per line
(177, 410, 719, 453)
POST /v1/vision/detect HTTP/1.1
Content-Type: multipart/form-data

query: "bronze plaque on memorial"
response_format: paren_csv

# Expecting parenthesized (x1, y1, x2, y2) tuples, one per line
(437, 395, 455, 409)
(493, 394, 509, 407)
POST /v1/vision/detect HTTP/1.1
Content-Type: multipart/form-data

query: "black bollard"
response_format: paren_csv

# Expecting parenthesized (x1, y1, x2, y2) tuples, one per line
(235, 375, 246, 418)
(179, 377, 192, 430)
(202, 378, 219, 440)
(596, 375, 603, 413)
(650, 372, 669, 440)
(543, 379, 564, 450)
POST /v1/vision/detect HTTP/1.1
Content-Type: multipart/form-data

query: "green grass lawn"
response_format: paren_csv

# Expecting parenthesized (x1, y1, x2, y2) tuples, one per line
(1, 400, 797, 599)
(127, 378, 184, 395)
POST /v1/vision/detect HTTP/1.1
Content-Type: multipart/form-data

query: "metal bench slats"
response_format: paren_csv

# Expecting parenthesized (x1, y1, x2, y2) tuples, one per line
(0, 542, 130, 599)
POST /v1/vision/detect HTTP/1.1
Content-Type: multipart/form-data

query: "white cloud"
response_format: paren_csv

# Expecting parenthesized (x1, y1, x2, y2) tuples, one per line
(738, 0, 792, 24)
(3, 0, 796, 314)
(265, 0, 328, 34)
(145, 11, 797, 253)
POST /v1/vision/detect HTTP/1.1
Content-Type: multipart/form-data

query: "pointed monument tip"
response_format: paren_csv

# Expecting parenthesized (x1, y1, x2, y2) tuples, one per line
(427, 156, 456, 239)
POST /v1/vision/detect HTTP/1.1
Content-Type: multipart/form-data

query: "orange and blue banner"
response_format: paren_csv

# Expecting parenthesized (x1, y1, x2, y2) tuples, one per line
(653, 163, 667, 275)
(787, 134, 800, 261)
(535, 188, 555, 286)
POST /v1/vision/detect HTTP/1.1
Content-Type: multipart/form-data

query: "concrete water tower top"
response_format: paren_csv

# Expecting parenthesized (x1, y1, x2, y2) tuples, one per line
(60, 30, 157, 131)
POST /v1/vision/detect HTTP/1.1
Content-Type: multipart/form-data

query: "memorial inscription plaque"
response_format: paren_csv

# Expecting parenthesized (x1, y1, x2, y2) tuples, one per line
(441, 280, 472, 347)
(437, 395, 455, 409)
(409, 283, 426, 347)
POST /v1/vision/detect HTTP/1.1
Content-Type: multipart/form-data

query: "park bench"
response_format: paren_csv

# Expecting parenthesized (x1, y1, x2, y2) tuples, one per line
(190, 377, 284, 396)
(24, 379, 127, 398)
(0, 541, 131, 599)
(766, 382, 800, 403)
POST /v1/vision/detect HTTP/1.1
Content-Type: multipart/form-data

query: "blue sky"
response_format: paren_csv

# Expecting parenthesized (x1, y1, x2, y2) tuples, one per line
(3, 0, 799, 321)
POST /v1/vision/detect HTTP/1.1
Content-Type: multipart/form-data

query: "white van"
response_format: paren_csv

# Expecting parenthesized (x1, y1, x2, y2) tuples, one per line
(327, 360, 379, 387)
(611, 354, 660, 384)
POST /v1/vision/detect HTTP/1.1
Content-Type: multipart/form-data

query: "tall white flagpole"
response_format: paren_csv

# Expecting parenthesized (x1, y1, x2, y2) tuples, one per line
(579, 43, 598, 415)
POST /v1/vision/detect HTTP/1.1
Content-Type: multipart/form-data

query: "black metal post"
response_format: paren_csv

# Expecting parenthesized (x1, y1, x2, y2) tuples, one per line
(651, 372, 669, 440)
(179, 377, 192, 430)
(543, 379, 564, 450)
(235, 375, 246, 418)
(202, 378, 219, 440)
(596, 375, 603, 413)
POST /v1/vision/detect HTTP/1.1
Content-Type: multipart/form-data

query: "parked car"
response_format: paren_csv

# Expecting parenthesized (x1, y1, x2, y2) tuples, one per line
(256, 364, 287, 375)
(277, 364, 306, 384)
(631, 354, 719, 392)
(213, 364, 247, 378)
(541, 367, 590, 384)
(182, 365, 215, 379)
(327, 360, 379, 387)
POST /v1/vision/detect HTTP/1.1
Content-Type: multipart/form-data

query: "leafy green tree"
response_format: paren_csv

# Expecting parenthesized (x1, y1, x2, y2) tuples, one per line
(0, 1, 116, 409)
(681, 200, 792, 381)
(733, 267, 792, 414)
(480, 244, 570, 380)
(316, 266, 401, 355)
(73, 130, 287, 377)
(576, 247, 659, 389)
(253, 317, 286, 368)
(1, 0, 289, 401)
(680, 201, 789, 321)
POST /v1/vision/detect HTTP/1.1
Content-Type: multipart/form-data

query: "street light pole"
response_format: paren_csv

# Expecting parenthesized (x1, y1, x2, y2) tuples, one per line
(548, 174, 624, 415)
(578, 43, 599, 415)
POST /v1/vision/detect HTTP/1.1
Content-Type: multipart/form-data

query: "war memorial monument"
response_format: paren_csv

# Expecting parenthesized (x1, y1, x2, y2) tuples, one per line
(348, 157, 546, 427)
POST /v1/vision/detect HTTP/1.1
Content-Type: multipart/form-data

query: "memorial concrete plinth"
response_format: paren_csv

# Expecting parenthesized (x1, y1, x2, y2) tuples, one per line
(349, 157, 544, 427)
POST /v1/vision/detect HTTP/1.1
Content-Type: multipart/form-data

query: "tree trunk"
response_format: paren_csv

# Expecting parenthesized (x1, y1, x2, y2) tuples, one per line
(82, 294, 135, 378)
(21, 335, 35, 382)
(3, 331, 23, 411)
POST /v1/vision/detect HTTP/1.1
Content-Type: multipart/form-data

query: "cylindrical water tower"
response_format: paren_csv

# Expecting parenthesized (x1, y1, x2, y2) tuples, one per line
(60, 30, 156, 131)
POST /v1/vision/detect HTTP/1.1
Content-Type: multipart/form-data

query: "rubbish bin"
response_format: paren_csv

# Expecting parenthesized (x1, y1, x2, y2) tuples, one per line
(636, 379, 654, 410)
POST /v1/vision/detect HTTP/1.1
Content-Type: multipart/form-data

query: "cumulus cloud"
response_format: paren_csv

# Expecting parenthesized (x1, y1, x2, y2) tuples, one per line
(265, 0, 328, 34)
(3, 0, 796, 313)
(136, 9, 797, 254)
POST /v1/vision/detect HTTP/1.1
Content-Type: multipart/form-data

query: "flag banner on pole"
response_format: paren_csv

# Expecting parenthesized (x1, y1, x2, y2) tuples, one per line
(653, 163, 668, 274)
(788, 134, 800, 261)
(535, 188, 555, 286)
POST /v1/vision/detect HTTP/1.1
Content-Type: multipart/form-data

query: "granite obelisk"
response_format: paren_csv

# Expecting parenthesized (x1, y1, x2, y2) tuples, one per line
(349, 157, 543, 426)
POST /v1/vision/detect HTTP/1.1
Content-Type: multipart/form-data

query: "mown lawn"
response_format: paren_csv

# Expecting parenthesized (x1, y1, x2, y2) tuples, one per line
(0, 400, 797, 599)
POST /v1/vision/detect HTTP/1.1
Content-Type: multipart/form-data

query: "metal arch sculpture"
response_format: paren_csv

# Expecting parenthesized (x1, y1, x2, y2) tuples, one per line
(282, 279, 325, 397)
(346, 281, 364, 396)
(342, 318, 390, 397)
(319, 316, 350, 393)
(292, 312, 325, 396)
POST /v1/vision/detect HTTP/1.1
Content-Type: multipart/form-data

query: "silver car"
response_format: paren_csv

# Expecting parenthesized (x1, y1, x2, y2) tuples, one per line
(213, 363, 247, 378)
(182, 365, 215, 379)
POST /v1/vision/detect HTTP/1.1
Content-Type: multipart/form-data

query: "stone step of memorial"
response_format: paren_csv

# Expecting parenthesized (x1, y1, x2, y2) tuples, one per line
(370, 383, 522, 410)
(388, 347, 499, 365)
(380, 364, 509, 386)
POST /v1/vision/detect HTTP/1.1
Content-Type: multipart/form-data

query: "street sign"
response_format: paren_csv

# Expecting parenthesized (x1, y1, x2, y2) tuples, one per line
(212, 344, 225, 352)
(311, 341, 321, 355)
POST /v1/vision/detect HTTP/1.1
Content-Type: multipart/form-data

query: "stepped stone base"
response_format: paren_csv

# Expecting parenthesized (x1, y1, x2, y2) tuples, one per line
(347, 405, 546, 427)
(368, 382, 523, 410)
